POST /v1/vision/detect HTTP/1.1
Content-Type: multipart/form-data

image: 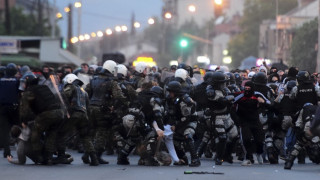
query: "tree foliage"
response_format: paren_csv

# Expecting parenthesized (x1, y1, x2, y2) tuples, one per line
(228, 0, 298, 68)
(290, 18, 317, 73)
(0, 7, 58, 36)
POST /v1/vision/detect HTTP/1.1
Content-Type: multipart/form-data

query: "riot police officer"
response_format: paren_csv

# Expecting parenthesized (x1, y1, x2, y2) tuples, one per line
(0, 63, 20, 158)
(166, 81, 201, 167)
(290, 71, 320, 110)
(19, 73, 64, 165)
(86, 60, 126, 165)
(173, 68, 194, 97)
(206, 71, 237, 165)
(60, 74, 99, 166)
(130, 62, 148, 90)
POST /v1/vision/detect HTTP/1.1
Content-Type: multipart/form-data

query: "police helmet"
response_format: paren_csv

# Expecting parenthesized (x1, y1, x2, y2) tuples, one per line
(225, 72, 236, 84)
(64, 74, 79, 84)
(286, 80, 297, 91)
(103, 60, 117, 74)
(135, 62, 147, 74)
(95, 66, 102, 74)
(19, 72, 38, 91)
(296, 71, 311, 83)
(177, 63, 193, 77)
(115, 64, 128, 77)
(151, 86, 164, 97)
(175, 69, 188, 81)
(254, 72, 267, 86)
(212, 71, 228, 84)
(5, 63, 18, 77)
(0, 66, 5, 77)
(166, 81, 182, 94)
(204, 71, 214, 84)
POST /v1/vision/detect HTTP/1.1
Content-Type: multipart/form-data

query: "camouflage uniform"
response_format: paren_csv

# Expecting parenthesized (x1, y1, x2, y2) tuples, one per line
(59, 82, 98, 165)
(20, 85, 64, 164)
(86, 71, 126, 164)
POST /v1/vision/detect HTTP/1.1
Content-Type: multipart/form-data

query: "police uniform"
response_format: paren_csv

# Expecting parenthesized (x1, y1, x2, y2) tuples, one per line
(0, 72, 19, 157)
(60, 79, 98, 166)
(86, 70, 126, 164)
(20, 84, 64, 164)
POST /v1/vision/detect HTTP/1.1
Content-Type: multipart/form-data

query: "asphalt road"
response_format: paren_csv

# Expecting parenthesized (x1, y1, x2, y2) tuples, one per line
(0, 149, 319, 180)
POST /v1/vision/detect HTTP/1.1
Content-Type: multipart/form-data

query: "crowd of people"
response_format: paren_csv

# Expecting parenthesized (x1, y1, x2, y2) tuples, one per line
(1, 60, 320, 170)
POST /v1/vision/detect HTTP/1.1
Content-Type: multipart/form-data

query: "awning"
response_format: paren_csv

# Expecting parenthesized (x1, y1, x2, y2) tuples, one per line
(0, 55, 42, 67)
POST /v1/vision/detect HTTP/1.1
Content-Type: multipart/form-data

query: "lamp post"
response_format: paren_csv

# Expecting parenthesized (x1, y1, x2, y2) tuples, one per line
(275, 0, 279, 62)
(317, 0, 320, 72)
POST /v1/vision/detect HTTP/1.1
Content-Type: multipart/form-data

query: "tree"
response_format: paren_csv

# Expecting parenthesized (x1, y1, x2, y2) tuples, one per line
(0, 7, 54, 36)
(228, 0, 298, 68)
(290, 18, 318, 73)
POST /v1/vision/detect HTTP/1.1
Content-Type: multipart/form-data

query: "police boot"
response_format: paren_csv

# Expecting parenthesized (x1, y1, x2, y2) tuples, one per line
(44, 152, 54, 166)
(267, 147, 279, 164)
(186, 137, 201, 167)
(297, 151, 305, 164)
(89, 152, 99, 166)
(223, 142, 234, 164)
(117, 151, 130, 165)
(284, 154, 296, 170)
(215, 138, 226, 165)
(54, 151, 73, 164)
(82, 152, 90, 164)
(196, 141, 207, 158)
(96, 151, 109, 164)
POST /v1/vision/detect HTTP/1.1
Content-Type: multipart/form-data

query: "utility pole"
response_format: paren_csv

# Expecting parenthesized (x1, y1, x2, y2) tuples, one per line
(67, 3, 73, 52)
(317, 0, 320, 72)
(4, 0, 11, 35)
(51, 0, 56, 38)
(38, 0, 43, 36)
(76, 0, 82, 57)
(275, 0, 279, 62)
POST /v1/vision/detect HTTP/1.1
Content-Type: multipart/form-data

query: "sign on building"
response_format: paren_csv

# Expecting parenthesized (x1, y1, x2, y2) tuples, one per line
(0, 39, 19, 54)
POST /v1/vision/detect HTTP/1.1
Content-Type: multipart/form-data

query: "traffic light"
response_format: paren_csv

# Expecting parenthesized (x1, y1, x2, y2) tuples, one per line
(180, 39, 188, 48)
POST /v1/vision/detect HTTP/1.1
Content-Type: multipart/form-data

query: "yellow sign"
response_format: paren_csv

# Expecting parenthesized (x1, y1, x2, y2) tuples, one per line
(133, 57, 156, 67)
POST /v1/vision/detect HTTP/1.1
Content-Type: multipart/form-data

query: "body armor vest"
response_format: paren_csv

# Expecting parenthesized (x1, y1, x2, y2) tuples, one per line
(296, 83, 317, 109)
(89, 75, 112, 106)
(71, 85, 88, 113)
(0, 77, 19, 105)
(30, 85, 60, 114)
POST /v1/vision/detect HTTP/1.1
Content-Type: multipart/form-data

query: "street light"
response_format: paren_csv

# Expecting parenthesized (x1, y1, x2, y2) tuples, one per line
(91, 32, 96, 38)
(71, 37, 79, 44)
(84, 34, 90, 40)
(64, 7, 70, 13)
(188, 5, 196, 13)
(214, 0, 223, 5)
(115, 26, 122, 32)
(164, 12, 172, 19)
(106, 29, 113, 35)
(134, 22, 141, 28)
(97, 31, 103, 37)
(74, 2, 82, 8)
(79, 35, 85, 41)
(148, 18, 155, 25)
(121, 25, 128, 32)
(56, 12, 63, 19)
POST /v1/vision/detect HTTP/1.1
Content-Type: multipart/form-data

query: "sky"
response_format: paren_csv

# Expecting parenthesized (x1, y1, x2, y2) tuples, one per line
(55, 0, 163, 38)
